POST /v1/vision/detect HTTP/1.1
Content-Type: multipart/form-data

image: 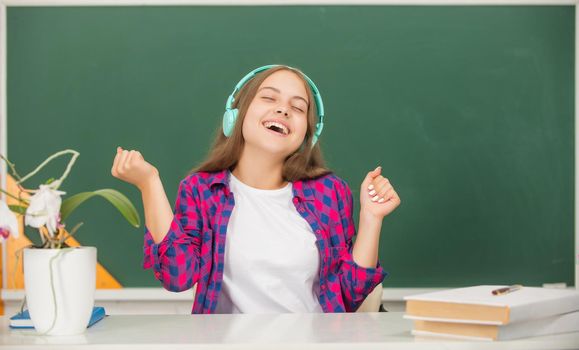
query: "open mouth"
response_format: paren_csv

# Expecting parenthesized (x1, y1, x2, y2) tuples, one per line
(262, 121, 290, 136)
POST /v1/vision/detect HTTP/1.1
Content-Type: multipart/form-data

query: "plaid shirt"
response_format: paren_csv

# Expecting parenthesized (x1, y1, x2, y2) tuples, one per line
(143, 169, 388, 313)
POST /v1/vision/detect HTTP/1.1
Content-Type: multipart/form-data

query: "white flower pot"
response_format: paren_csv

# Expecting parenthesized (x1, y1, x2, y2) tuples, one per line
(23, 246, 96, 335)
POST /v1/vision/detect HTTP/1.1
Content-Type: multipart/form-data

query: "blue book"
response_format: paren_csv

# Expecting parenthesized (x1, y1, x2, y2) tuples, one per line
(9, 306, 106, 329)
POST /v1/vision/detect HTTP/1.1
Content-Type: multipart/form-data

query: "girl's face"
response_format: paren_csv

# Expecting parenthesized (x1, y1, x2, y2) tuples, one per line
(241, 70, 310, 158)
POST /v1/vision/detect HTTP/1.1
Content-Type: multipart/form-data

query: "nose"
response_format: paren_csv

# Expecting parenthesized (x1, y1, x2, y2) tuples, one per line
(275, 107, 289, 117)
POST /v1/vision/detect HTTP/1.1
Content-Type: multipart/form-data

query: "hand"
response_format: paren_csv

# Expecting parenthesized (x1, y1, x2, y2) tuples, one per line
(360, 166, 401, 220)
(111, 147, 159, 191)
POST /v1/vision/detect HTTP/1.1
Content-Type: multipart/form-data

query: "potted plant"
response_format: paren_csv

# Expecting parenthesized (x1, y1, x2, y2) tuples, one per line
(0, 149, 140, 335)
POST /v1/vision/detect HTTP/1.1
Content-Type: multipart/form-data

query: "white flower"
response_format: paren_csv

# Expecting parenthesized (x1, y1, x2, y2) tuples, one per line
(25, 184, 66, 236)
(0, 200, 19, 242)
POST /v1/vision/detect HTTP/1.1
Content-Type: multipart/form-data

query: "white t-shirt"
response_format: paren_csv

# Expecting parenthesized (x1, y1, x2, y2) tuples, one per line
(214, 172, 323, 314)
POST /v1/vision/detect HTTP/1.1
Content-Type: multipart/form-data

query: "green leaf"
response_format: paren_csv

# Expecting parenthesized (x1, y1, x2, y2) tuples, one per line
(8, 204, 27, 215)
(60, 189, 141, 228)
(45, 177, 55, 185)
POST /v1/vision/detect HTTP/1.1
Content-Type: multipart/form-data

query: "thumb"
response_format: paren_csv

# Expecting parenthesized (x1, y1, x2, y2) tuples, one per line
(368, 165, 382, 178)
(363, 166, 382, 186)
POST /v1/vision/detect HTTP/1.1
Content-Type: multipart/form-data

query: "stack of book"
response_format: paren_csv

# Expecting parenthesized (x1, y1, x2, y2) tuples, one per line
(403, 285, 579, 341)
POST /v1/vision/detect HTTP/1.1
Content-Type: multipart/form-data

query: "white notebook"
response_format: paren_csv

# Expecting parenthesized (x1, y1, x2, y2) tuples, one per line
(404, 285, 579, 324)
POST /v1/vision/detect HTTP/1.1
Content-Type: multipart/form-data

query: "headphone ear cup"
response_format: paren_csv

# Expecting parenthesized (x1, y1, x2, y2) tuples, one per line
(311, 122, 323, 146)
(222, 108, 238, 137)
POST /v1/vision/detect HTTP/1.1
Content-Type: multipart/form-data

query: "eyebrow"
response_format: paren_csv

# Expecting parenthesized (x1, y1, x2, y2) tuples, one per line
(258, 86, 309, 106)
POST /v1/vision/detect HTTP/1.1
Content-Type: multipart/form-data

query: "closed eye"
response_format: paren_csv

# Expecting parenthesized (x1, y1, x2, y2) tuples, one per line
(262, 96, 304, 113)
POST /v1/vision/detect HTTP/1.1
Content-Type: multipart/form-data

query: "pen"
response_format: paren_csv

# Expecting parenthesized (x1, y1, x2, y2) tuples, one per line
(492, 284, 523, 296)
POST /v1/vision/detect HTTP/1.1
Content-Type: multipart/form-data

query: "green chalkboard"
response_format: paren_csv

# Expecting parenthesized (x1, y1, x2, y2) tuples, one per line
(7, 5, 575, 287)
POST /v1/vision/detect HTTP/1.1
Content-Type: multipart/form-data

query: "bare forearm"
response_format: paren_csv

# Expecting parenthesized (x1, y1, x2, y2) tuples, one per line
(352, 211, 382, 268)
(139, 175, 173, 244)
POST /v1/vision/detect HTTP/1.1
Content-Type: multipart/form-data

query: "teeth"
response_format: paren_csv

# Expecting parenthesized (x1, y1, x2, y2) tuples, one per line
(263, 121, 289, 135)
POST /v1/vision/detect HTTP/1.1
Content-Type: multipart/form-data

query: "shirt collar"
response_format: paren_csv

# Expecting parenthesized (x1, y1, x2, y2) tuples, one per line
(206, 168, 314, 202)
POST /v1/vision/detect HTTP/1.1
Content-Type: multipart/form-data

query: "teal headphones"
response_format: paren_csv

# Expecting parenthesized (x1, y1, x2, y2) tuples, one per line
(223, 64, 325, 147)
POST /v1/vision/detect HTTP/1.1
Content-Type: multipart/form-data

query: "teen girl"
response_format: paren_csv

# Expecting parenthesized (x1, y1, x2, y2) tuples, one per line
(111, 65, 401, 314)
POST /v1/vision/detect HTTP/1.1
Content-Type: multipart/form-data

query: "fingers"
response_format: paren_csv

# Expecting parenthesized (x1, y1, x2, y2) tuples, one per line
(128, 150, 144, 167)
(375, 177, 392, 195)
(118, 150, 130, 173)
(382, 187, 396, 202)
(363, 166, 401, 207)
(368, 176, 393, 203)
(112, 147, 144, 173)
(368, 176, 390, 193)
(113, 148, 133, 175)
(126, 150, 136, 165)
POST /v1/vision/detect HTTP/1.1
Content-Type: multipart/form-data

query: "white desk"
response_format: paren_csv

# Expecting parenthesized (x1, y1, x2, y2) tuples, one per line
(1, 312, 578, 349)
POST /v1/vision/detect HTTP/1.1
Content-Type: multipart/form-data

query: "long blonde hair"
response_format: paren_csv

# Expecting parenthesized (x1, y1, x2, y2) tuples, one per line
(190, 65, 332, 182)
